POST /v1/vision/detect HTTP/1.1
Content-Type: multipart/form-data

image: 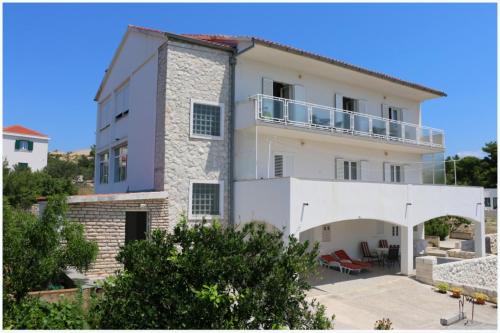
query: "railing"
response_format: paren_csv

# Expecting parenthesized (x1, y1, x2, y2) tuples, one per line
(251, 94, 444, 148)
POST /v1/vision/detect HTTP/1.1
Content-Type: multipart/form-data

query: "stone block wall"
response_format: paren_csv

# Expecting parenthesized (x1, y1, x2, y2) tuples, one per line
(67, 198, 169, 279)
(157, 39, 232, 226)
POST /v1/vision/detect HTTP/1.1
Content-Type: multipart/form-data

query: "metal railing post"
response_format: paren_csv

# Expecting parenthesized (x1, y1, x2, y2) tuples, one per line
(385, 120, 390, 140)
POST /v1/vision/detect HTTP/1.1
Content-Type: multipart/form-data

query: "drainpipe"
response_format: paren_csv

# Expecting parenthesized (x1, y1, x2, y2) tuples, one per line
(228, 53, 237, 228)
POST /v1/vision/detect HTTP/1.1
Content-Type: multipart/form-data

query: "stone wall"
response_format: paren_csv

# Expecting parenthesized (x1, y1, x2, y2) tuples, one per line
(486, 233, 497, 254)
(67, 198, 169, 279)
(433, 256, 497, 299)
(159, 39, 232, 226)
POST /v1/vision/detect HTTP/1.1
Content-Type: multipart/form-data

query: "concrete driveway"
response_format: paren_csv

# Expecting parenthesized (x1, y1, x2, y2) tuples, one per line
(308, 266, 497, 330)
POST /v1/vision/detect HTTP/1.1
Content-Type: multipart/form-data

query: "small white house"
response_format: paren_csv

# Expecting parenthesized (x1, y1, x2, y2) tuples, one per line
(3, 125, 49, 171)
(484, 188, 497, 211)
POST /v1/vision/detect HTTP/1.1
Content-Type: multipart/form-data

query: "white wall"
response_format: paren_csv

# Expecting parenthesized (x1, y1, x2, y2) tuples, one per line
(95, 30, 162, 193)
(484, 188, 497, 210)
(235, 57, 421, 125)
(3, 134, 49, 171)
(234, 128, 423, 183)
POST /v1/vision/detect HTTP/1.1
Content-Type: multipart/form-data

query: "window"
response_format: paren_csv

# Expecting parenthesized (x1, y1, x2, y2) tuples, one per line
(115, 83, 130, 120)
(274, 155, 283, 177)
(113, 145, 127, 182)
(485, 198, 491, 207)
(190, 101, 224, 139)
(343, 97, 358, 112)
(392, 226, 399, 237)
(125, 212, 148, 245)
(388, 106, 402, 121)
(322, 225, 331, 242)
(17, 162, 28, 169)
(494, 197, 498, 210)
(343, 161, 358, 180)
(15, 140, 33, 152)
(99, 98, 112, 129)
(390, 165, 403, 183)
(99, 152, 109, 184)
(190, 181, 223, 219)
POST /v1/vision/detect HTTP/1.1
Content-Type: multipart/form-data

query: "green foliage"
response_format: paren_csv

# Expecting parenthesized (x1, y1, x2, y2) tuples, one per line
(3, 295, 87, 329)
(3, 164, 76, 209)
(45, 146, 95, 182)
(446, 141, 497, 188)
(90, 219, 334, 329)
(425, 218, 450, 240)
(374, 318, 393, 330)
(436, 282, 449, 293)
(3, 196, 98, 300)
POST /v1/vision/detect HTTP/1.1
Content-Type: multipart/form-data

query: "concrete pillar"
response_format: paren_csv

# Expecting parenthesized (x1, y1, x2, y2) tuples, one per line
(401, 226, 414, 275)
(417, 223, 425, 240)
(474, 220, 486, 257)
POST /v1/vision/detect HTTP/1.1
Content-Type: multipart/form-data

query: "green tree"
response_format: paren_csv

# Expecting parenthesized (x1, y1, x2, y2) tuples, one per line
(481, 141, 497, 188)
(3, 195, 98, 301)
(90, 219, 333, 329)
(3, 165, 76, 209)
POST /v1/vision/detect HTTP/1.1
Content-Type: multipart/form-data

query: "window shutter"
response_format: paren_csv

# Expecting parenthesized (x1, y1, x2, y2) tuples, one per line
(360, 160, 369, 181)
(335, 158, 344, 180)
(383, 162, 391, 182)
(358, 99, 368, 114)
(293, 85, 306, 101)
(400, 108, 407, 122)
(335, 94, 343, 109)
(262, 77, 273, 96)
(381, 104, 390, 119)
(274, 155, 283, 177)
(15, 140, 20, 150)
(28, 141, 34, 151)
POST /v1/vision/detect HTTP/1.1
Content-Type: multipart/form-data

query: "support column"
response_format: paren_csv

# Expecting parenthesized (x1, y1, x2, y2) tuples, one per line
(417, 224, 425, 240)
(474, 219, 486, 257)
(401, 226, 414, 275)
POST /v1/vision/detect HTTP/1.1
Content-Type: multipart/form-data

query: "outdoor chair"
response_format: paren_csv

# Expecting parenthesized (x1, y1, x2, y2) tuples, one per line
(360, 241, 379, 264)
(334, 250, 372, 269)
(319, 254, 362, 275)
(385, 246, 400, 268)
(379, 239, 389, 248)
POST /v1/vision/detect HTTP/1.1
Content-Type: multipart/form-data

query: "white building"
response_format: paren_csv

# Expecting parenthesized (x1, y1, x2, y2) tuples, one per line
(82, 25, 485, 277)
(3, 125, 49, 171)
(484, 188, 497, 211)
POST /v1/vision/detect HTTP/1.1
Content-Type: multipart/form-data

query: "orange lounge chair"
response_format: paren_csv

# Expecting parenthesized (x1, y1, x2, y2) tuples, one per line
(334, 250, 372, 269)
(319, 254, 363, 274)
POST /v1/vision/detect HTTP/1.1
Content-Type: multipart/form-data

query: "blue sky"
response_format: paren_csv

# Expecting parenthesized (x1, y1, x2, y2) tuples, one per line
(3, 3, 497, 156)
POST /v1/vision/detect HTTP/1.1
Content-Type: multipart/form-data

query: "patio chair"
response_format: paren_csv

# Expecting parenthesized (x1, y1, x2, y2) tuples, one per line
(334, 250, 371, 269)
(379, 239, 389, 248)
(385, 246, 400, 268)
(319, 254, 363, 275)
(360, 241, 379, 264)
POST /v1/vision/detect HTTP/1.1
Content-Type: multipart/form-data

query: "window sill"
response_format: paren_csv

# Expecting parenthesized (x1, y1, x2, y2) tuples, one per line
(115, 110, 129, 121)
(190, 133, 224, 141)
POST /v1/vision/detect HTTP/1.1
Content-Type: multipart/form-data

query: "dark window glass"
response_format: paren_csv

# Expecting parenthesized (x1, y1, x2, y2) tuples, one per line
(192, 183, 220, 216)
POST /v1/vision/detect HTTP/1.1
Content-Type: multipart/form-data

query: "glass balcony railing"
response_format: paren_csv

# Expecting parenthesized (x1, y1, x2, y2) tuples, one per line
(253, 94, 445, 148)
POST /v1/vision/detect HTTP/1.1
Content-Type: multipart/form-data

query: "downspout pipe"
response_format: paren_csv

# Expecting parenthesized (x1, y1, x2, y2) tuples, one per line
(228, 52, 237, 228)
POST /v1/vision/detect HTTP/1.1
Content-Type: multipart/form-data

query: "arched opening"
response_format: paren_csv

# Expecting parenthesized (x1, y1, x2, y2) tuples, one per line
(299, 219, 405, 261)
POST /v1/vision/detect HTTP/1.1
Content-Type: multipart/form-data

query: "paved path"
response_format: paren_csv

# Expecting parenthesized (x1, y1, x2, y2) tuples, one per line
(307, 266, 497, 330)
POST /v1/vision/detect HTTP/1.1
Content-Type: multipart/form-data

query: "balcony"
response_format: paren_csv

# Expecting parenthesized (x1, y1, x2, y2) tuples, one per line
(250, 94, 444, 149)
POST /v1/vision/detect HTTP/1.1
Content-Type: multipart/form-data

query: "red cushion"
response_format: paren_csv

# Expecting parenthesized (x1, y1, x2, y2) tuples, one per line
(320, 255, 336, 263)
(340, 262, 362, 270)
(334, 250, 351, 261)
(352, 260, 371, 268)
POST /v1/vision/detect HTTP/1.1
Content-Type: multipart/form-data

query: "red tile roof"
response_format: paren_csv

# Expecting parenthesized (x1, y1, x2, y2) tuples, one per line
(4, 125, 48, 138)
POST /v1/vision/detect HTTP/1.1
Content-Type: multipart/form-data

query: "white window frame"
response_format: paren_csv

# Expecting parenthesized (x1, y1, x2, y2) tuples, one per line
(98, 151, 110, 184)
(189, 99, 224, 140)
(389, 164, 403, 183)
(343, 160, 359, 181)
(113, 143, 128, 183)
(188, 180, 224, 220)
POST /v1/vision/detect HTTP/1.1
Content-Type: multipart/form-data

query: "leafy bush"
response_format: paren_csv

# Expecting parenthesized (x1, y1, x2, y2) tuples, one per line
(3, 295, 87, 329)
(425, 218, 450, 241)
(436, 282, 449, 293)
(3, 162, 76, 209)
(374, 318, 393, 330)
(90, 219, 334, 329)
(3, 195, 98, 300)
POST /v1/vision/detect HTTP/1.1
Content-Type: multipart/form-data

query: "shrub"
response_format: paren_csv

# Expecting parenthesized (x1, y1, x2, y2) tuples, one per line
(474, 292, 488, 303)
(374, 318, 393, 330)
(90, 219, 334, 329)
(436, 282, 449, 293)
(3, 195, 98, 300)
(425, 218, 450, 241)
(3, 163, 76, 209)
(3, 295, 87, 329)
